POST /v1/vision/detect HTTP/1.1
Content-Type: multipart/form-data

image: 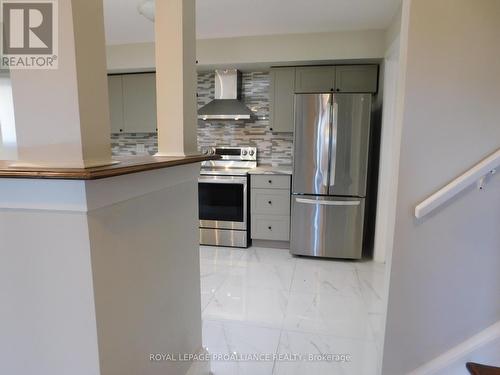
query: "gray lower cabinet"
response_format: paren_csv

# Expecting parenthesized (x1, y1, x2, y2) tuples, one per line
(107, 73, 157, 134)
(251, 189, 290, 215)
(252, 215, 290, 241)
(251, 175, 291, 189)
(270, 67, 295, 133)
(251, 174, 291, 241)
(335, 65, 378, 93)
(295, 66, 336, 93)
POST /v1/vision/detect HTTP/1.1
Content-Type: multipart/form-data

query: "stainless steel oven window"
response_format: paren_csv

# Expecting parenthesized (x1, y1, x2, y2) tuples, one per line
(198, 175, 248, 231)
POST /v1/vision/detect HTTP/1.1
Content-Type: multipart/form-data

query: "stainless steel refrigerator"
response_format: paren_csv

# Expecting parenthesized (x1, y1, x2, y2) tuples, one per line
(290, 93, 372, 259)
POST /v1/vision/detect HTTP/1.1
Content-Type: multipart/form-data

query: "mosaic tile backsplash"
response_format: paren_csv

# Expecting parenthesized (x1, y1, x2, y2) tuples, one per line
(111, 132, 158, 156)
(111, 71, 293, 166)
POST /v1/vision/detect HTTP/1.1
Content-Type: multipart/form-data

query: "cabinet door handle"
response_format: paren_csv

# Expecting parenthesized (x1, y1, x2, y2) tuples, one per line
(268, 180, 273, 184)
(268, 226, 273, 231)
(268, 201, 272, 205)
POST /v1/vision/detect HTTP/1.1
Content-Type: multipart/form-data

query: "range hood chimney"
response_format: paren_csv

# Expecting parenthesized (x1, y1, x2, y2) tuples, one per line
(198, 69, 254, 120)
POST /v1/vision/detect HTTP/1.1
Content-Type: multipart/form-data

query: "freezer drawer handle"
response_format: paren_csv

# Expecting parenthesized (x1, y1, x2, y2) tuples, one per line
(295, 197, 360, 206)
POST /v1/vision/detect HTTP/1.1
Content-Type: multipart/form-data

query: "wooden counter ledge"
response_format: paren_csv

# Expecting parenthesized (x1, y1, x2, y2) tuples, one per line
(0, 155, 219, 180)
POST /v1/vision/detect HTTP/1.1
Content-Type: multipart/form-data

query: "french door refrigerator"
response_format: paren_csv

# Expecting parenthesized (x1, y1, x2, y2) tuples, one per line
(290, 93, 372, 259)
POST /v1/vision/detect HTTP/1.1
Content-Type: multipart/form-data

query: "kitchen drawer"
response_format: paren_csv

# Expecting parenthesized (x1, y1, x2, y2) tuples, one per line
(252, 175, 291, 190)
(251, 215, 290, 241)
(290, 196, 364, 259)
(251, 189, 290, 215)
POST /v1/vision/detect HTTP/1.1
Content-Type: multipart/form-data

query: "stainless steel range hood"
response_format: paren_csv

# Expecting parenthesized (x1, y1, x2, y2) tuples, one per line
(198, 69, 254, 120)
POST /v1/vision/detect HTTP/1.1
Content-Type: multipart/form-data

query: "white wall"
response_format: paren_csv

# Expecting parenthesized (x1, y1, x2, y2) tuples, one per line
(196, 30, 385, 67)
(409, 321, 500, 375)
(0, 207, 101, 375)
(106, 42, 156, 73)
(106, 29, 386, 72)
(373, 7, 402, 263)
(87, 165, 203, 375)
(433, 337, 500, 375)
(382, 1, 500, 374)
(384, 5, 402, 52)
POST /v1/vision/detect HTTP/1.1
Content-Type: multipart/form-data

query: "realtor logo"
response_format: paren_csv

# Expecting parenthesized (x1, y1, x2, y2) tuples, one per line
(1, 0, 58, 69)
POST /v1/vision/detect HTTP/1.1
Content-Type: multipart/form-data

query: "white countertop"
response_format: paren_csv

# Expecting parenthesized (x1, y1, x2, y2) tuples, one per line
(248, 165, 293, 175)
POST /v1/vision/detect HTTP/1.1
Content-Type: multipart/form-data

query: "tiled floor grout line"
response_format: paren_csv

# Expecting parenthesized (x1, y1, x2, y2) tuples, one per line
(270, 257, 297, 374)
(271, 328, 284, 375)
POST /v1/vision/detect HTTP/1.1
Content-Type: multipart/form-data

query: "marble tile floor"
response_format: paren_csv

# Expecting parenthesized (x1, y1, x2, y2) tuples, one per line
(199, 246, 387, 375)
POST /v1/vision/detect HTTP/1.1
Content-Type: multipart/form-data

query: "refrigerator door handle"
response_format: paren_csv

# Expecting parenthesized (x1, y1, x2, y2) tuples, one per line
(295, 197, 361, 206)
(321, 95, 332, 189)
(329, 100, 338, 188)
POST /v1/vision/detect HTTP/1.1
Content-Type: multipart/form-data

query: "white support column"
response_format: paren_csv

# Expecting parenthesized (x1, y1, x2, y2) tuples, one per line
(8, 0, 112, 168)
(0, 73, 18, 160)
(155, 0, 198, 157)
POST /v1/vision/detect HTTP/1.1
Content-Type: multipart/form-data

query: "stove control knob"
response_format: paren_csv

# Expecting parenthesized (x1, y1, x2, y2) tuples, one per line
(202, 149, 209, 155)
(249, 149, 255, 156)
(242, 150, 248, 156)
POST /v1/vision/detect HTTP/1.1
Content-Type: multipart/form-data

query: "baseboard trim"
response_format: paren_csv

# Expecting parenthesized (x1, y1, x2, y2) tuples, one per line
(408, 320, 500, 375)
(251, 239, 290, 250)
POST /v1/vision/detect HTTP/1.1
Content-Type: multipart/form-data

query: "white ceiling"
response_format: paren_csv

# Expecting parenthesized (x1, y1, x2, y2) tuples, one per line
(103, 0, 155, 45)
(104, 0, 401, 45)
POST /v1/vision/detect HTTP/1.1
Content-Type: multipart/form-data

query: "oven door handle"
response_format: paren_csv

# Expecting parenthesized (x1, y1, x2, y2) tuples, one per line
(198, 176, 247, 184)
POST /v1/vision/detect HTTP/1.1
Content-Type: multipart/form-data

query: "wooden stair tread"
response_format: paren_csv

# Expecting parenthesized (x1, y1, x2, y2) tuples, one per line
(467, 362, 500, 375)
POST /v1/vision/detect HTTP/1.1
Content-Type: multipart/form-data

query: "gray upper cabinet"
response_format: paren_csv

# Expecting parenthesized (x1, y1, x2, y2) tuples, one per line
(122, 73, 157, 133)
(107, 72, 157, 134)
(107, 75, 124, 133)
(270, 67, 295, 133)
(335, 65, 378, 93)
(295, 66, 336, 93)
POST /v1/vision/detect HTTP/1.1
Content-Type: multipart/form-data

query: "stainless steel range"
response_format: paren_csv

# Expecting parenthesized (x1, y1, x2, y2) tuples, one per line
(199, 147, 257, 248)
